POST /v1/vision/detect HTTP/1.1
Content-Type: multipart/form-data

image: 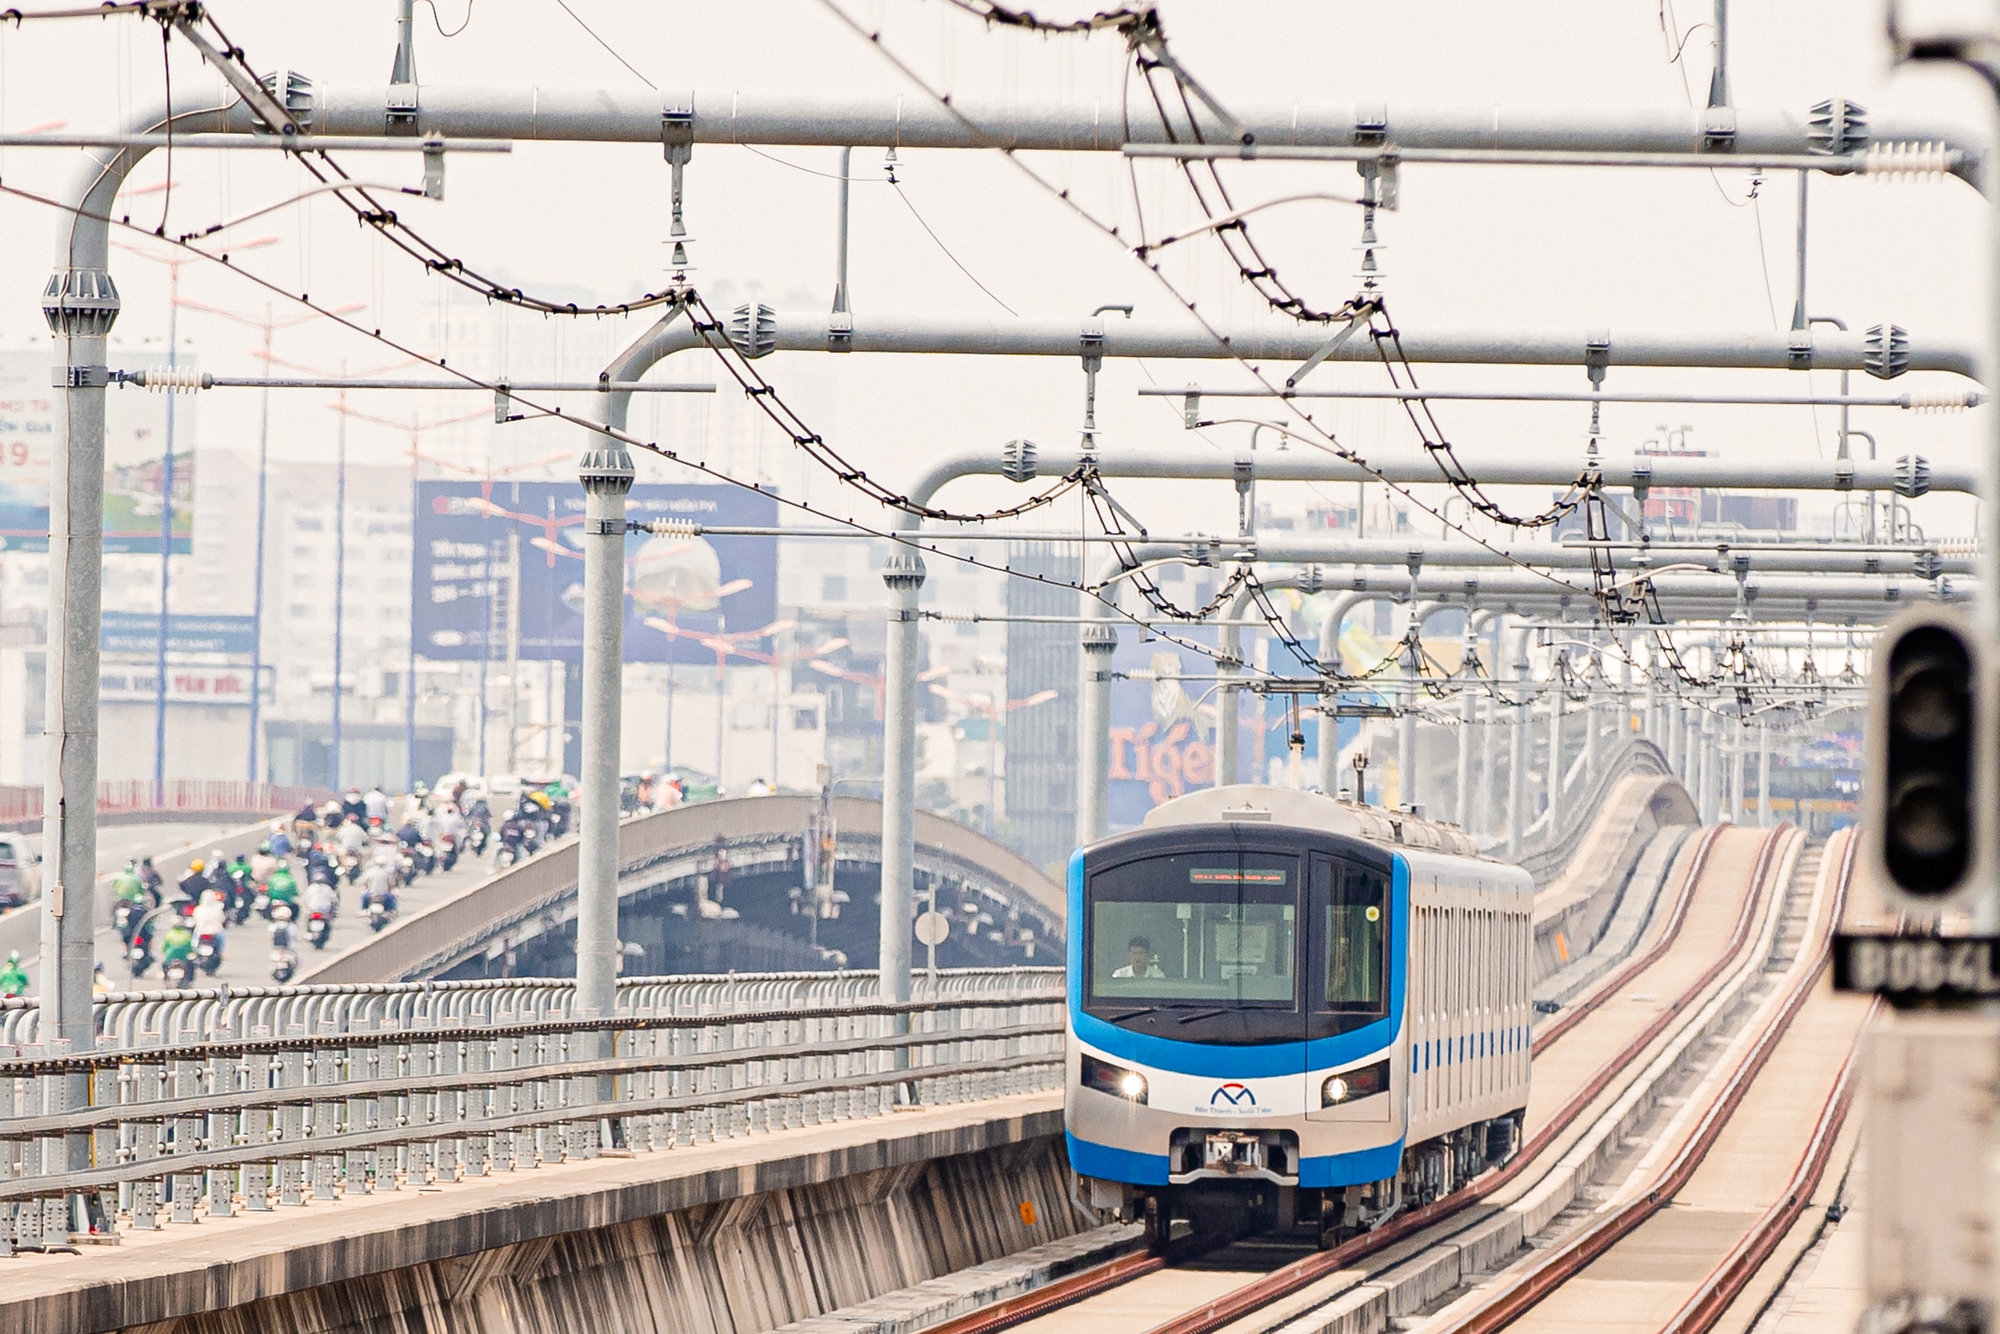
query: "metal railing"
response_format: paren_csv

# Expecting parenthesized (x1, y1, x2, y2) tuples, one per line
(0, 969, 1064, 1253)
(0, 780, 327, 826)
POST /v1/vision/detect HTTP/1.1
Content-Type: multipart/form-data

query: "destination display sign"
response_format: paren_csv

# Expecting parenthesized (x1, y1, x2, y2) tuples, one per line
(1832, 932, 2000, 1006)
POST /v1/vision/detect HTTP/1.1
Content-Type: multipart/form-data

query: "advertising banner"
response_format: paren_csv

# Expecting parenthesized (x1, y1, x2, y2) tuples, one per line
(1105, 621, 1368, 833)
(0, 349, 195, 554)
(412, 480, 780, 663)
(101, 611, 255, 659)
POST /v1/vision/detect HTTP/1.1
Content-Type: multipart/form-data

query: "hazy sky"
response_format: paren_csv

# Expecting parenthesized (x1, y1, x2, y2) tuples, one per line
(0, 1, 1988, 547)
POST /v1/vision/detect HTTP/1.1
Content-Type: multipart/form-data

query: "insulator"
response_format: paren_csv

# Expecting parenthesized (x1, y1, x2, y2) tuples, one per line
(140, 366, 208, 393)
(641, 518, 702, 538)
(1863, 141, 1953, 179)
(1902, 388, 1980, 413)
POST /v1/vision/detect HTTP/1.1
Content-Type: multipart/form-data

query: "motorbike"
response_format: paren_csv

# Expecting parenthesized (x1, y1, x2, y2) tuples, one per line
(396, 850, 418, 887)
(195, 931, 224, 975)
(126, 939, 151, 980)
(339, 849, 362, 884)
(437, 834, 459, 873)
(492, 840, 519, 871)
(306, 910, 332, 950)
(269, 908, 299, 982)
(162, 955, 194, 988)
(113, 899, 140, 946)
(467, 818, 490, 856)
(366, 895, 397, 932)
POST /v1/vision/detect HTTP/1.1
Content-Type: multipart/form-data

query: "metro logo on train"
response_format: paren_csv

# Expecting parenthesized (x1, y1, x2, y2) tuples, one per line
(1211, 1083, 1257, 1109)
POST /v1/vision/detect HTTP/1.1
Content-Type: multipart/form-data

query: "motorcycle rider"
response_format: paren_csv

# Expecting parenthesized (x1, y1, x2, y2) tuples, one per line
(191, 890, 227, 969)
(159, 917, 195, 982)
(224, 853, 256, 920)
(360, 855, 398, 919)
(250, 841, 277, 888)
(137, 856, 164, 905)
(0, 950, 27, 997)
(265, 858, 301, 917)
(176, 858, 211, 907)
(269, 819, 294, 858)
(334, 813, 368, 855)
(112, 860, 148, 940)
(303, 876, 337, 946)
(341, 787, 366, 823)
(363, 784, 389, 825)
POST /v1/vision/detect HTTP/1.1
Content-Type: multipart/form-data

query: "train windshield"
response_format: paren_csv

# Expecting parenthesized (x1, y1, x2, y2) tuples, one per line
(1086, 851, 1299, 1008)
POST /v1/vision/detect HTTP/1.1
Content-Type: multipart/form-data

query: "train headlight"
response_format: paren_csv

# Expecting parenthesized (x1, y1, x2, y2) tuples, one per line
(1321, 1059, 1390, 1107)
(1082, 1053, 1148, 1105)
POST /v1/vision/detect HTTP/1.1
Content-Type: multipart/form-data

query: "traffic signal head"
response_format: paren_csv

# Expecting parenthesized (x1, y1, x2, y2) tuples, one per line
(1865, 607, 1989, 914)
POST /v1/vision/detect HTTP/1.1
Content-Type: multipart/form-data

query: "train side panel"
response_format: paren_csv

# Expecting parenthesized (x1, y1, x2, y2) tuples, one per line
(1402, 848, 1535, 1148)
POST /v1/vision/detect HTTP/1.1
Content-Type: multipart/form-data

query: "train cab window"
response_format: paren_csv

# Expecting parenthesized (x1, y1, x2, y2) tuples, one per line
(1312, 857, 1389, 1035)
(1085, 851, 1299, 1016)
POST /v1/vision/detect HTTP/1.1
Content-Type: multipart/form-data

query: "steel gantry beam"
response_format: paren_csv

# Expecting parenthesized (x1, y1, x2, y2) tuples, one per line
(40, 69, 1986, 1040)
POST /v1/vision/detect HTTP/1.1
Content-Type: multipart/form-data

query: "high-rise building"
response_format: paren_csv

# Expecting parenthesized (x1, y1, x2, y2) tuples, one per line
(1004, 542, 1080, 876)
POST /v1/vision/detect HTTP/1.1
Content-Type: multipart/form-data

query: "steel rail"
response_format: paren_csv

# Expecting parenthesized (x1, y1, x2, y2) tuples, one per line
(1136, 825, 1789, 1334)
(1661, 1023, 1868, 1332)
(1436, 833, 1854, 1334)
(1530, 824, 1727, 1052)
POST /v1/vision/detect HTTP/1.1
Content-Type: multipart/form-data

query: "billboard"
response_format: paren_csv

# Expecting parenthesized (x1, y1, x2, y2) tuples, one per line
(412, 480, 780, 663)
(0, 349, 195, 553)
(1105, 623, 1369, 833)
(101, 611, 255, 659)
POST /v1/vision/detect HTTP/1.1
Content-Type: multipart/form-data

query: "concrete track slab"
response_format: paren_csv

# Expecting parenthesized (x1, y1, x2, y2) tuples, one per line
(0, 1089, 1064, 1334)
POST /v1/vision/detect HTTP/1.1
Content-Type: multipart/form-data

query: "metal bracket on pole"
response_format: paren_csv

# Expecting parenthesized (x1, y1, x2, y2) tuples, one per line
(1182, 386, 1201, 428)
(169, 19, 301, 138)
(1287, 310, 1371, 389)
(663, 93, 696, 273)
(421, 133, 446, 200)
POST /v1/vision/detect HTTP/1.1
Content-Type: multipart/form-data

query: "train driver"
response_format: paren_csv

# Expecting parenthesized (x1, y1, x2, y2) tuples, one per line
(1112, 935, 1166, 979)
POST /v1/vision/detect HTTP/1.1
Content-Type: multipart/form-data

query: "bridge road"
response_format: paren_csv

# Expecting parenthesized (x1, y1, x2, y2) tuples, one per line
(0, 820, 563, 992)
(0, 821, 244, 977)
(111, 836, 545, 990)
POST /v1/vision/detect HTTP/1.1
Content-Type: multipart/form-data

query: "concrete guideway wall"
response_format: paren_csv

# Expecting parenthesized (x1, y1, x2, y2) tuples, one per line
(13, 1096, 1076, 1334)
(1531, 772, 1700, 985)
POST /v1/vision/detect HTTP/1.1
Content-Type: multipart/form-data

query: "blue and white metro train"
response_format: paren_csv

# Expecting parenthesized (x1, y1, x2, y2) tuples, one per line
(1066, 785, 1535, 1245)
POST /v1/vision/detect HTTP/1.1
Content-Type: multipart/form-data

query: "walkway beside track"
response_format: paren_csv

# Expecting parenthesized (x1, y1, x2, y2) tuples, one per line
(0, 1093, 1067, 1334)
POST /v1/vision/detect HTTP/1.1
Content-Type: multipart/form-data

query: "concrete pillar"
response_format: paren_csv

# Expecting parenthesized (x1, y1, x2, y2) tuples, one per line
(1455, 623, 1476, 829)
(1684, 709, 1701, 790)
(1398, 640, 1418, 813)
(1546, 659, 1566, 840)
(575, 445, 635, 1019)
(42, 264, 118, 1050)
(1317, 593, 1368, 795)
(1077, 620, 1118, 846)
(1506, 630, 1530, 860)
(1216, 622, 1242, 791)
(1704, 708, 1720, 824)
(1729, 732, 1746, 825)
(1476, 613, 1503, 838)
(1757, 722, 1771, 827)
(879, 549, 927, 1006)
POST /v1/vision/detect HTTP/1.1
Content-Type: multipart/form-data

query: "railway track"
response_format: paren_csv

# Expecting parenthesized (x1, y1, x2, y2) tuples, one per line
(929, 822, 1836, 1334)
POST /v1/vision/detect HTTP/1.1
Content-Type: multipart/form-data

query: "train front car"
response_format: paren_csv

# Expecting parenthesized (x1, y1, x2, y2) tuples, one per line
(1065, 787, 1532, 1248)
